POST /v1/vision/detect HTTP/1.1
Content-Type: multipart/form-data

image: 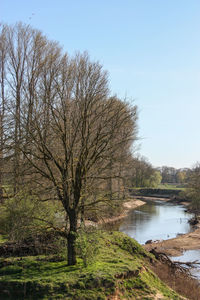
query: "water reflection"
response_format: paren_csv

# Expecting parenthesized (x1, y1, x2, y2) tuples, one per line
(119, 200, 193, 245)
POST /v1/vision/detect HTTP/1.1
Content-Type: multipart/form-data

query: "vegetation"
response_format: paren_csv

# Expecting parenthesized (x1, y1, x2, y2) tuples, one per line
(0, 190, 57, 242)
(127, 164, 193, 190)
(0, 231, 183, 299)
(125, 156, 162, 188)
(157, 184, 186, 190)
(0, 23, 138, 265)
(158, 166, 191, 186)
(0, 21, 199, 300)
(183, 163, 200, 212)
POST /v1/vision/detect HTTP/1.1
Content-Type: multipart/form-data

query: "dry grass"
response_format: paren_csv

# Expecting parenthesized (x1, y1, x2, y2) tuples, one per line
(151, 260, 200, 300)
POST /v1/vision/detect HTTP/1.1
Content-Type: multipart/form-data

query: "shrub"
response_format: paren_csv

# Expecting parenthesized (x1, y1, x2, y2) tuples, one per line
(76, 228, 100, 267)
(0, 189, 59, 242)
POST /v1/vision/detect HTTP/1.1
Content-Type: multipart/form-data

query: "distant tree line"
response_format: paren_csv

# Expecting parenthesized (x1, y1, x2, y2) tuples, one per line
(158, 166, 191, 185)
(125, 156, 162, 188)
(126, 163, 194, 189)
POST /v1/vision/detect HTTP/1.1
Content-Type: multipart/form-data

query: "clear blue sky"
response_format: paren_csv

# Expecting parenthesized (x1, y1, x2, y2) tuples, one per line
(1, 0, 200, 169)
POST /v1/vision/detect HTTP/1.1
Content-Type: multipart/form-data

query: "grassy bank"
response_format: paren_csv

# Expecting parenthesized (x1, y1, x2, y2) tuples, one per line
(157, 184, 186, 190)
(129, 187, 186, 200)
(0, 231, 183, 299)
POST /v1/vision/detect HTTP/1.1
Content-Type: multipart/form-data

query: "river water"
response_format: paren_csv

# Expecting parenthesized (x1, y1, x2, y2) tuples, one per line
(119, 200, 193, 244)
(119, 199, 200, 279)
(171, 250, 200, 279)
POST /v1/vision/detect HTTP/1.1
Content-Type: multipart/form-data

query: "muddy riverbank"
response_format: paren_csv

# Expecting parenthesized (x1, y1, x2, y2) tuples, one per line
(144, 223, 200, 256)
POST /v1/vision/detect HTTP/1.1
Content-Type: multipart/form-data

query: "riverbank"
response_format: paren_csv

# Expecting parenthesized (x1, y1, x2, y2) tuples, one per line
(1, 197, 199, 299)
(138, 196, 200, 257)
(100, 198, 146, 224)
(144, 223, 200, 256)
(85, 198, 145, 227)
(89, 195, 200, 258)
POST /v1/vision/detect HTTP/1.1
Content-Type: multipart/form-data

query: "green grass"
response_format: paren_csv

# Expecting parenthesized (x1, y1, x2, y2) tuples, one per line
(0, 231, 183, 299)
(129, 184, 186, 190)
(157, 184, 186, 190)
(0, 234, 7, 244)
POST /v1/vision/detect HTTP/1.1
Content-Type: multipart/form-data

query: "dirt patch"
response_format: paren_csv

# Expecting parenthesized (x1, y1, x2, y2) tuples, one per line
(153, 292, 167, 300)
(123, 199, 145, 210)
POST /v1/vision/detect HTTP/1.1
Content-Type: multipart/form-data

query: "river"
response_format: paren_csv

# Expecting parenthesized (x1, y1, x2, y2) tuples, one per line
(119, 199, 200, 279)
(119, 199, 193, 244)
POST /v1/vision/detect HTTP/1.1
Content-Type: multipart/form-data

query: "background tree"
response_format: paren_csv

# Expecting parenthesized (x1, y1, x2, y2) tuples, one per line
(126, 156, 156, 188)
(185, 163, 200, 213)
(158, 166, 190, 186)
(149, 170, 162, 188)
(0, 24, 10, 200)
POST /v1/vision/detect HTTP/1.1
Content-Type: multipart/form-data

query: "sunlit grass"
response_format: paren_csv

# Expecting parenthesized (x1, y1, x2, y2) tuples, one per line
(0, 234, 8, 244)
(157, 184, 186, 190)
(0, 231, 183, 299)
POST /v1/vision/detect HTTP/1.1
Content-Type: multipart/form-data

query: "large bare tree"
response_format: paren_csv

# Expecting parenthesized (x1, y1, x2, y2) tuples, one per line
(1, 23, 138, 265)
(21, 52, 137, 264)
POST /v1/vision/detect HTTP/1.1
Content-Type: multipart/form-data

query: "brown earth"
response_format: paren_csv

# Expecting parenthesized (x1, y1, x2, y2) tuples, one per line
(97, 198, 145, 224)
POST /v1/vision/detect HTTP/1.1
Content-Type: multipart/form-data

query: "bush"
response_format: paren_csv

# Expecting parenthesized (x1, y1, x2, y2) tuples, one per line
(76, 228, 100, 267)
(0, 231, 67, 257)
(0, 189, 59, 242)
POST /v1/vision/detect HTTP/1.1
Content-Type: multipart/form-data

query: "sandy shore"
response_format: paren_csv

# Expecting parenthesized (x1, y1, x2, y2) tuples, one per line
(98, 198, 146, 225)
(134, 196, 171, 202)
(144, 224, 200, 257)
(85, 198, 145, 227)
(122, 199, 146, 211)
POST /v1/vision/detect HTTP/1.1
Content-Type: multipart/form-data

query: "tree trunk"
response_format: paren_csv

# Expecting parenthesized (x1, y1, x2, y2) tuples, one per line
(67, 208, 77, 265)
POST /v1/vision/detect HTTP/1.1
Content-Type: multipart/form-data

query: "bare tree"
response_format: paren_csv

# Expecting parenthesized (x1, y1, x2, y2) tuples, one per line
(19, 52, 137, 265)
(1, 23, 59, 191)
(1, 23, 138, 265)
